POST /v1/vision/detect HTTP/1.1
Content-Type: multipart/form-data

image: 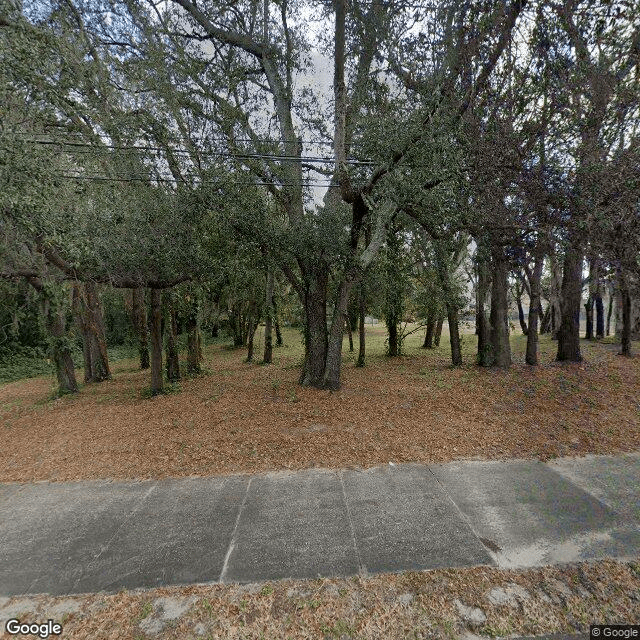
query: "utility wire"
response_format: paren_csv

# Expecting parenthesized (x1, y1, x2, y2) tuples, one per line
(7, 131, 338, 147)
(49, 173, 338, 186)
(9, 137, 376, 165)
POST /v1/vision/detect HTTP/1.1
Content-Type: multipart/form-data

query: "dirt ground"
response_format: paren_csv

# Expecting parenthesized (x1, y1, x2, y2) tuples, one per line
(1, 327, 639, 483)
(1, 560, 639, 639)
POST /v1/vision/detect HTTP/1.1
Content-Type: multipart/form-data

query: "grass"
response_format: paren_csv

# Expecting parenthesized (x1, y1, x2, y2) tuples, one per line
(4, 560, 639, 640)
(132, 601, 153, 624)
(0, 324, 639, 483)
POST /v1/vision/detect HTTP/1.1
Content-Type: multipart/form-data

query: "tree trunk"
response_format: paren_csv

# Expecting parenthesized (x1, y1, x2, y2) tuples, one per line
(423, 315, 435, 349)
(476, 252, 491, 366)
(322, 279, 353, 390)
(606, 283, 615, 336)
(165, 293, 181, 382)
(84, 281, 110, 381)
(26, 277, 79, 394)
(387, 321, 399, 356)
(299, 269, 329, 387)
(49, 305, 79, 395)
(73, 282, 110, 383)
(489, 244, 512, 368)
(271, 297, 283, 346)
(150, 288, 163, 394)
(384, 225, 403, 357)
(275, 318, 283, 346)
(81, 326, 93, 382)
(356, 284, 366, 367)
(346, 315, 354, 352)
(132, 287, 150, 369)
(595, 293, 604, 339)
(516, 284, 528, 336)
(263, 268, 274, 364)
(186, 292, 202, 374)
(556, 239, 583, 362)
(540, 304, 551, 334)
(246, 314, 257, 362)
(434, 317, 444, 347)
(548, 252, 562, 340)
(433, 240, 462, 365)
(584, 258, 597, 340)
(525, 253, 544, 366)
(619, 272, 632, 357)
(447, 307, 462, 365)
(584, 298, 594, 339)
(73, 284, 94, 383)
(229, 306, 245, 347)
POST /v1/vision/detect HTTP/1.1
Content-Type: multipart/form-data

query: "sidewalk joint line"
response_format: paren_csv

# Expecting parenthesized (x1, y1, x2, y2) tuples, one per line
(426, 465, 499, 567)
(219, 477, 252, 583)
(92, 483, 158, 560)
(71, 481, 158, 592)
(339, 471, 365, 576)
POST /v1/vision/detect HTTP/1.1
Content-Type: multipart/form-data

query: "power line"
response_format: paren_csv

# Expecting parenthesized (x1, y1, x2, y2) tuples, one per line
(7, 131, 338, 147)
(9, 137, 376, 165)
(53, 173, 338, 186)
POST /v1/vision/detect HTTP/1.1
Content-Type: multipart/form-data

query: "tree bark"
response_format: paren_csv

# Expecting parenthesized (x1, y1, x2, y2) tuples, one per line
(272, 296, 283, 346)
(246, 313, 257, 362)
(584, 258, 597, 340)
(346, 315, 354, 352)
(356, 284, 366, 367)
(548, 252, 563, 339)
(556, 238, 583, 362)
(73, 282, 111, 383)
(525, 253, 544, 366)
(25, 277, 79, 394)
(619, 272, 632, 357)
(72, 284, 94, 383)
(275, 317, 283, 346)
(489, 244, 511, 368)
(447, 308, 462, 365)
(165, 293, 181, 382)
(322, 279, 353, 390)
(299, 268, 329, 387)
(84, 281, 111, 381)
(263, 268, 274, 364)
(540, 304, 551, 334)
(384, 224, 403, 357)
(186, 291, 202, 374)
(516, 283, 528, 336)
(434, 317, 444, 347)
(584, 297, 594, 339)
(606, 283, 615, 336)
(433, 240, 462, 365)
(476, 252, 491, 365)
(49, 304, 79, 395)
(387, 321, 399, 356)
(132, 287, 150, 369)
(150, 288, 163, 394)
(423, 315, 436, 349)
(595, 293, 604, 339)
(229, 305, 246, 347)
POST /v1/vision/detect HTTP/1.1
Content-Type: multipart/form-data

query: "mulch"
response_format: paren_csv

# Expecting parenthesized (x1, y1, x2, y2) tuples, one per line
(1, 333, 639, 483)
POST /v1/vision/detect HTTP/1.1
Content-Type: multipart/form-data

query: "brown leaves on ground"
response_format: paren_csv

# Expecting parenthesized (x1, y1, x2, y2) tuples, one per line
(0, 329, 639, 483)
(3, 560, 640, 639)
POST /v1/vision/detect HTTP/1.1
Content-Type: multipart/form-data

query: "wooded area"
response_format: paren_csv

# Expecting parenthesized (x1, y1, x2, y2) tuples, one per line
(1, 0, 639, 399)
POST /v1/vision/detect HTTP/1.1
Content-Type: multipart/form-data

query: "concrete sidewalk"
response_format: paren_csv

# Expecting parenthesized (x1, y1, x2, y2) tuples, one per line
(1, 453, 639, 597)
